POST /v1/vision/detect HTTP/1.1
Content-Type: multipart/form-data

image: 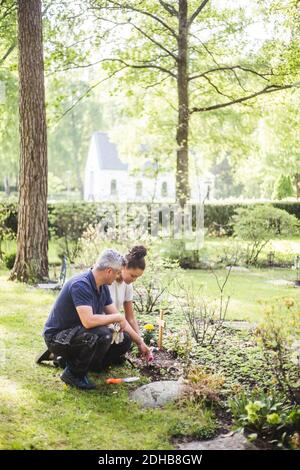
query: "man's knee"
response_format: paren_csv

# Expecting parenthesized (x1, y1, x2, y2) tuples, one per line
(86, 326, 113, 344)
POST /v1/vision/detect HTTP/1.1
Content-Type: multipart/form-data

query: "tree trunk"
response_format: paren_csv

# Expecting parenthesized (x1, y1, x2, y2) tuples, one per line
(10, 0, 48, 283)
(176, 0, 189, 207)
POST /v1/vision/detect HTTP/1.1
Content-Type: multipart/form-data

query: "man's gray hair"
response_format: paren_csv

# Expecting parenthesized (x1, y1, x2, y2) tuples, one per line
(95, 249, 125, 271)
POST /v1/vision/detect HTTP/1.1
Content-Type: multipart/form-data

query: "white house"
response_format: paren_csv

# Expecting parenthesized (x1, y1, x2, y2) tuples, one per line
(84, 132, 214, 202)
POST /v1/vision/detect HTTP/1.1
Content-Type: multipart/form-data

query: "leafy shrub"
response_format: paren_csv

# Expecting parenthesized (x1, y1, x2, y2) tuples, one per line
(49, 204, 100, 262)
(232, 205, 300, 265)
(0, 206, 15, 259)
(165, 329, 195, 363)
(254, 300, 300, 404)
(228, 389, 300, 449)
(4, 252, 16, 270)
(171, 269, 231, 346)
(179, 365, 225, 406)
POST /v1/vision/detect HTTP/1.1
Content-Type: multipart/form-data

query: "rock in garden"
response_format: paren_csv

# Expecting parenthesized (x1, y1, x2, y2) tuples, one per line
(130, 380, 185, 408)
(178, 431, 258, 450)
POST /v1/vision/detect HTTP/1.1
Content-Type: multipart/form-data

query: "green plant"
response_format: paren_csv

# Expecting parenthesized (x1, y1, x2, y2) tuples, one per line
(273, 175, 294, 200)
(254, 301, 300, 405)
(228, 389, 300, 449)
(171, 268, 232, 346)
(4, 252, 16, 270)
(134, 250, 181, 315)
(49, 204, 99, 262)
(165, 329, 194, 363)
(232, 205, 299, 265)
(0, 207, 15, 259)
(142, 323, 156, 346)
(179, 365, 225, 406)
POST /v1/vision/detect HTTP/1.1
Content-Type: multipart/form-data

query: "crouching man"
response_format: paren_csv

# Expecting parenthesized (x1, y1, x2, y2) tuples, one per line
(42, 249, 150, 390)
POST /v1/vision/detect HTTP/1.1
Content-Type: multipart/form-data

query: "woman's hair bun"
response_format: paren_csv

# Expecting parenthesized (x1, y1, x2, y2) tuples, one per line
(128, 245, 147, 260)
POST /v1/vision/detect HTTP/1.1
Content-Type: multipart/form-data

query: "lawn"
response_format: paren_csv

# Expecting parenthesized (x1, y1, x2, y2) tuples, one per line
(0, 257, 299, 449)
(0, 270, 215, 450)
(182, 267, 300, 322)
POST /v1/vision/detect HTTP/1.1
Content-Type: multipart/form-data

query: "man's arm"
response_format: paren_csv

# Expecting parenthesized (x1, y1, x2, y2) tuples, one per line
(76, 305, 123, 329)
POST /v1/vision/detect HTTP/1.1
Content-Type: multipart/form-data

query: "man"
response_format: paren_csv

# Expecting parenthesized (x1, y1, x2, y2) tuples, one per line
(42, 249, 150, 390)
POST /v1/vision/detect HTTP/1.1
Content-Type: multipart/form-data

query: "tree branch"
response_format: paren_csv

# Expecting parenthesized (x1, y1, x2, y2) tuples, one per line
(91, 0, 178, 39)
(189, 65, 271, 81)
(188, 0, 210, 27)
(53, 65, 127, 125)
(158, 0, 178, 17)
(97, 57, 177, 78)
(0, 42, 16, 66)
(130, 21, 178, 61)
(201, 74, 235, 100)
(190, 82, 299, 113)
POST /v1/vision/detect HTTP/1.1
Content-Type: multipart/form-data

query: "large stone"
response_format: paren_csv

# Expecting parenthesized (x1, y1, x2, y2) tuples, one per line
(130, 380, 185, 408)
(178, 431, 258, 450)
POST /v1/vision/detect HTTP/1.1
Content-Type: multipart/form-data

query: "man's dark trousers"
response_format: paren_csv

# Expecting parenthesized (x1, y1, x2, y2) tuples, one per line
(44, 326, 132, 377)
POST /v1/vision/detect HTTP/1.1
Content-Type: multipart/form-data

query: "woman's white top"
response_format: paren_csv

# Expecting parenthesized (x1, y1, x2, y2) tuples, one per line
(108, 280, 133, 312)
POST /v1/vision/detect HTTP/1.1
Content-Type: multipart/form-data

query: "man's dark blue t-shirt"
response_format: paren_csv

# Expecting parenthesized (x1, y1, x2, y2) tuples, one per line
(43, 269, 113, 337)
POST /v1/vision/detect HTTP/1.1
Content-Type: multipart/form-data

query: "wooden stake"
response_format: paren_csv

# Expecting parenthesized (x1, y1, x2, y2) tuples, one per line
(157, 309, 165, 350)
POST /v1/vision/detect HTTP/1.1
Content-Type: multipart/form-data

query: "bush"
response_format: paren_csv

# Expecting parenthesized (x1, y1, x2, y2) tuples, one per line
(171, 269, 232, 346)
(232, 205, 300, 265)
(273, 175, 294, 200)
(254, 299, 300, 404)
(4, 252, 16, 270)
(1, 201, 300, 241)
(228, 389, 300, 449)
(0, 205, 16, 259)
(179, 364, 225, 406)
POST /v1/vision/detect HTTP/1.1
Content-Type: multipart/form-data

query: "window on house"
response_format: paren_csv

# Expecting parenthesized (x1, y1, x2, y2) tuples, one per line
(110, 179, 117, 195)
(136, 180, 143, 197)
(161, 181, 168, 197)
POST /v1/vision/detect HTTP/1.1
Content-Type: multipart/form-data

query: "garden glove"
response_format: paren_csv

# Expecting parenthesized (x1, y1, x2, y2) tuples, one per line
(108, 322, 124, 345)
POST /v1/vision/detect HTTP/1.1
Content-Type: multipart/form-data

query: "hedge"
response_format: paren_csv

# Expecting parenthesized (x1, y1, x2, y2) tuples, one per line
(1, 201, 300, 238)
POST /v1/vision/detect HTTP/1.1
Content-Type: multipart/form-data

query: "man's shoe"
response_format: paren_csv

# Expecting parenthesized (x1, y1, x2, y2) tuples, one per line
(60, 367, 96, 390)
(35, 349, 54, 364)
(53, 356, 67, 369)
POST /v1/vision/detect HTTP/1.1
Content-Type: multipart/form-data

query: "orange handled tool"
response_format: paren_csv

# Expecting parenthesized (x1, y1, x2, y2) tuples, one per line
(105, 377, 140, 384)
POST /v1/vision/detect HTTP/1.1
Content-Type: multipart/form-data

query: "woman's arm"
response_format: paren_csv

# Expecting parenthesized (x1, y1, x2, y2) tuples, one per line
(124, 301, 141, 336)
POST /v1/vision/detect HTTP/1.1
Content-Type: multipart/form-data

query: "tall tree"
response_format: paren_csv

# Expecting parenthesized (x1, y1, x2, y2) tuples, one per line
(10, 0, 48, 282)
(87, 0, 299, 205)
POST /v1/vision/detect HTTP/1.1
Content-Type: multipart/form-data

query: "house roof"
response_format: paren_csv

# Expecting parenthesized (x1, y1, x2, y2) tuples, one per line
(93, 131, 128, 170)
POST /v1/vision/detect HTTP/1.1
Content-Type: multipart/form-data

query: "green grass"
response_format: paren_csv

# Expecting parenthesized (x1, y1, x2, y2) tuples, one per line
(0, 271, 215, 450)
(1, 235, 300, 448)
(181, 267, 300, 323)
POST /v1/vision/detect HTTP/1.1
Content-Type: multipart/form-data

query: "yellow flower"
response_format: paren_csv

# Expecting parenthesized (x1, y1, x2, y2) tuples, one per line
(144, 323, 155, 331)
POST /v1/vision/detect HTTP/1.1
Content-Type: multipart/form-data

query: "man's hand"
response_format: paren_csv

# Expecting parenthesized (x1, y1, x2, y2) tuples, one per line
(138, 341, 152, 361)
(118, 316, 127, 332)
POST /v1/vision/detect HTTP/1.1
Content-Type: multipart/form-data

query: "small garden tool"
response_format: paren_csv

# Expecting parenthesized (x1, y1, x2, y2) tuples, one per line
(105, 377, 140, 384)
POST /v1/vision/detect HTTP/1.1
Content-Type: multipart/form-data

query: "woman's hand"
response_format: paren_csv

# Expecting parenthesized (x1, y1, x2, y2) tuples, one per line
(138, 341, 152, 361)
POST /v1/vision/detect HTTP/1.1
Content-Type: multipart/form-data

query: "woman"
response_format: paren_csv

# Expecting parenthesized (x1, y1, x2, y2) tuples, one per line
(108, 245, 147, 340)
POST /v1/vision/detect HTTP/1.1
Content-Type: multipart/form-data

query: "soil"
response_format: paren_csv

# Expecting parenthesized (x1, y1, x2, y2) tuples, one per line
(126, 348, 184, 382)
